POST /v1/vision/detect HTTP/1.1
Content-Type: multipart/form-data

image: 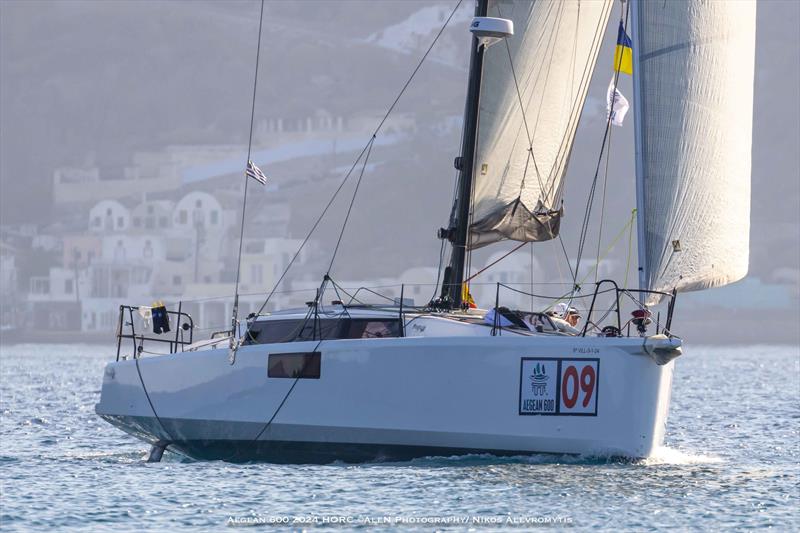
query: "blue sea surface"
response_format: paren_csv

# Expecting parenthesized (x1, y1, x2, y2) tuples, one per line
(1, 343, 798, 531)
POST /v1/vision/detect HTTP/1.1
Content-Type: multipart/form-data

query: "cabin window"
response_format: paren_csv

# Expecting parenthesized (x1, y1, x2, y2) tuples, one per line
(344, 319, 400, 339)
(243, 318, 400, 345)
(268, 352, 320, 379)
(297, 319, 348, 341)
(244, 320, 301, 345)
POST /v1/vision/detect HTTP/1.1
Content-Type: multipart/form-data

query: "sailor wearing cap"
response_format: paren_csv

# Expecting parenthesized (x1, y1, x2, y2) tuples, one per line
(548, 302, 582, 334)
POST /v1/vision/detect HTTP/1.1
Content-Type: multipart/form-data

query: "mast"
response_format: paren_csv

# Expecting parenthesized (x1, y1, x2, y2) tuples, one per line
(440, 0, 489, 308)
(630, 0, 647, 292)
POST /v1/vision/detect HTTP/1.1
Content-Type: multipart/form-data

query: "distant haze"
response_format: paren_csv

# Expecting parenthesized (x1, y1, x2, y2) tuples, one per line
(0, 0, 798, 344)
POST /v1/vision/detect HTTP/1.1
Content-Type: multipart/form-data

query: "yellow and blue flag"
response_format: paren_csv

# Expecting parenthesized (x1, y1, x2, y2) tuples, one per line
(614, 21, 633, 75)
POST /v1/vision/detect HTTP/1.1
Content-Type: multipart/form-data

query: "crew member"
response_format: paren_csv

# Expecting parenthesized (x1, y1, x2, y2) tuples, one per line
(548, 303, 582, 334)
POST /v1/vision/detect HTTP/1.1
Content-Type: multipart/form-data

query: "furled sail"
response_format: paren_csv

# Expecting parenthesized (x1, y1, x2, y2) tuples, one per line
(633, 0, 755, 298)
(468, 0, 613, 249)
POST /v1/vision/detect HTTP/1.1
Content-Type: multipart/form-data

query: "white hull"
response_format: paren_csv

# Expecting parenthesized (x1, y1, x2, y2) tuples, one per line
(96, 334, 676, 462)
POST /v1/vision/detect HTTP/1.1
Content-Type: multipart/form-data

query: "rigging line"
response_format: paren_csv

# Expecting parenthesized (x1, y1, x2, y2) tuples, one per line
(464, 1, 485, 299)
(494, 8, 574, 276)
(550, 2, 615, 291)
(252, 0, 464, 319)
(232, 0, 266, 332)
(550, 238, 567, 287)
(490, 2, 603, 285)
(495, 1, 558, 201)
(577, 211, 636, 287)
(250, 331, 329, 444)
(528, 3, 568, 203)
(572, 1, 629, 293)
(624, 208, 636, 288)
(326, 136, 375, 275)
(530, 241, 534, 313)
(134, 356, 176, 447)
(430, 238, 446, 302)
(557, 233, 576, 281)
(465, 118, 479, 295)
(464, 240, 527, 283)
(594, 0, 627, 284)
(497, 282, 605, 302)
(372, 0, 465, 142)
(437, 164, 462, 300)
(251, 281, 375, 446)
(569, 10, 620, 283)
(547, 0, 612, 208)
(594, 114, 614, 283)
(252, 143, 370, 318)
(543, 0, 580, 205)
(495, 2, 552, 199)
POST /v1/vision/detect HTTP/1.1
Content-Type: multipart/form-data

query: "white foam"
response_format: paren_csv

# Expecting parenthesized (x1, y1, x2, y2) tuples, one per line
(642, 446, 724, 466)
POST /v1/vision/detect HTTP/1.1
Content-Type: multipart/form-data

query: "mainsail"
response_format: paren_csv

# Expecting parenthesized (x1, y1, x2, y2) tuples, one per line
(632, 0, 756, 298)
(469, 0, 613, 249)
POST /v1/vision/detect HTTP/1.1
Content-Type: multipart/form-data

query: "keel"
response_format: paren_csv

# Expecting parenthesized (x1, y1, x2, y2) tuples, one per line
(147, 441, 169, 463)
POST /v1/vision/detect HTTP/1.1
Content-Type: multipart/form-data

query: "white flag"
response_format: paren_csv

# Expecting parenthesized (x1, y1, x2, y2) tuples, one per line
(246, 160, 268, 185)
(606, 77, 629, 127)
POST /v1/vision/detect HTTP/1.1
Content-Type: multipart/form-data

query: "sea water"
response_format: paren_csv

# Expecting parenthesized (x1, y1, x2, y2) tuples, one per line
(1, 343, 798, 531)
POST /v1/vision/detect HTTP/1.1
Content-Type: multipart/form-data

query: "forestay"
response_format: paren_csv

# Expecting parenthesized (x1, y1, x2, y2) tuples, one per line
(633, 0, 755, 299)
(469, 0, 612, 249)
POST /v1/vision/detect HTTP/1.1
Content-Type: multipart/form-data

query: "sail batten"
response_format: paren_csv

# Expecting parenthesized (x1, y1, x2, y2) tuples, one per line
(468, 0, 613, 250)
(633, 0, 756, 299)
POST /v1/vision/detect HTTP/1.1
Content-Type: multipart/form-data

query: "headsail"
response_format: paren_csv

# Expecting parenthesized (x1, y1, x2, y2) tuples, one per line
(632, 0, 756, 299)
(469, 0, 613, 249)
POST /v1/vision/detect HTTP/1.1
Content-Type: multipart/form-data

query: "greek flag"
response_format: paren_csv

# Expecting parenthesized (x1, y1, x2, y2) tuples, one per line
(246, 160, 268, 185)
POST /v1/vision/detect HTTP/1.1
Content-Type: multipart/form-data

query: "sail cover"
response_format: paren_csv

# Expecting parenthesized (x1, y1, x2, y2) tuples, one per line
(634, 0, 755, 298)
(468, 0, 613, 249)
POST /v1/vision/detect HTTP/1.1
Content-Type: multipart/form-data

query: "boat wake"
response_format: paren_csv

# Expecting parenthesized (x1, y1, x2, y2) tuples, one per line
(640, 446, 724, 466)
(57, 449, 156, 465)
(401, 453, 628, 467)
(396, 448, 724, 467)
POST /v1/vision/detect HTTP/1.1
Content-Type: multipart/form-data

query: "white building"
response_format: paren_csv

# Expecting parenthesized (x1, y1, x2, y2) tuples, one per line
(89, 200, 130, 234)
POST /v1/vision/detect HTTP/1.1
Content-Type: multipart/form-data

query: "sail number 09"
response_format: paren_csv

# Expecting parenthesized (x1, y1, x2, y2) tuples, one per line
(560, 362, 597, 412)
(518, 358, 599, 416)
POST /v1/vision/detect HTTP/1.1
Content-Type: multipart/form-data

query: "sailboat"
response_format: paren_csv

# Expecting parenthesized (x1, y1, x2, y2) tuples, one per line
(95, 0, 755, 463)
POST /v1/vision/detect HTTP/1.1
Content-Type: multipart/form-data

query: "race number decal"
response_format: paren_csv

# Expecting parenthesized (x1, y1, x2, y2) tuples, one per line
(559, 360, 599, 415)
(519, 358, 599, 416)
